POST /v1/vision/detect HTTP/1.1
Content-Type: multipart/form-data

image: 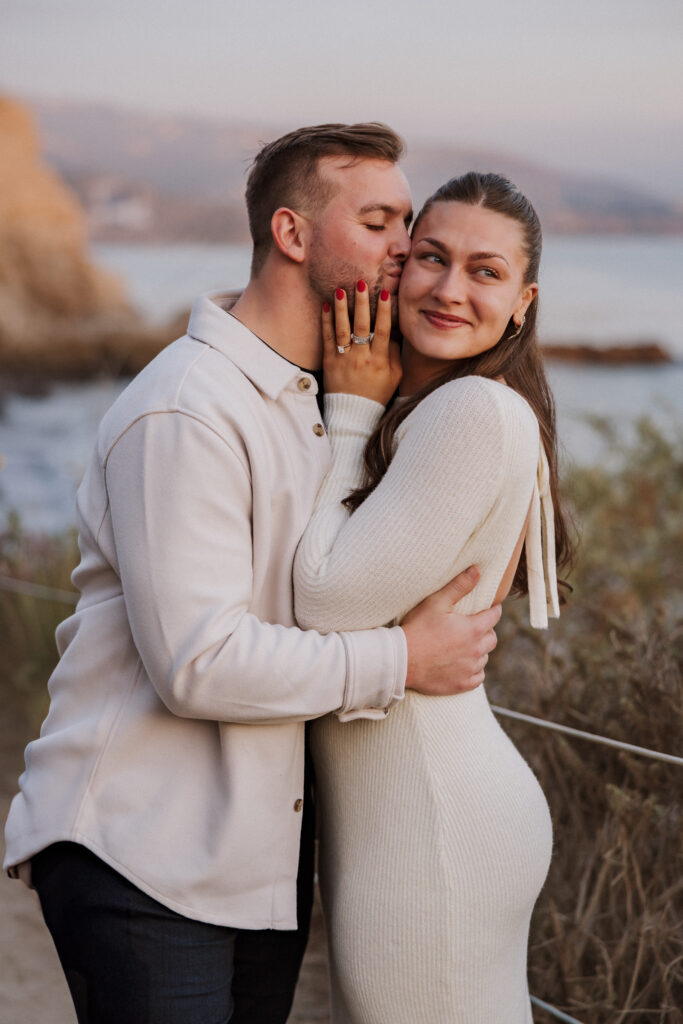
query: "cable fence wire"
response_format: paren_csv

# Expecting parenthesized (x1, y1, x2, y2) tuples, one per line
(0, 574, 79, 605)
(491, 705, 683, 767)
(2, 573, 681, 769)
(3, 572, 681, 1022)
(530, 995, 585, 1023)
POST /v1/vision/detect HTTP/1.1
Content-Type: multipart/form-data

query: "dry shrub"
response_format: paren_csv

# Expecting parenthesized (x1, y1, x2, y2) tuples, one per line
(0, 515, 79, 729)
(1, 418, 681, 1020)
(489, 418, 683, 1022)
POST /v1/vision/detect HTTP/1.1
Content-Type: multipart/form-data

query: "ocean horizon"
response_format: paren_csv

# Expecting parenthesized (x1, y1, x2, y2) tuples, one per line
(92, 235, 683, 358)
(1, 234, 682, 534)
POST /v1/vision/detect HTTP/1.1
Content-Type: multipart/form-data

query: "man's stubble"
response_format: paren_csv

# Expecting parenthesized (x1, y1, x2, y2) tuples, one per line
(306, 234, 393, 324)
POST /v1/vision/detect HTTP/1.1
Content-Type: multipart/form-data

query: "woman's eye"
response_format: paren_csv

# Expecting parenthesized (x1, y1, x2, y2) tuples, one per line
(419, 252, 444, 265)
(474, 266, 498, 278)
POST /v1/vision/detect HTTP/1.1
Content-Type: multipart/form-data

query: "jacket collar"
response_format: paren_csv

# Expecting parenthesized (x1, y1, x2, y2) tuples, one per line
(187, 292, 305, 400)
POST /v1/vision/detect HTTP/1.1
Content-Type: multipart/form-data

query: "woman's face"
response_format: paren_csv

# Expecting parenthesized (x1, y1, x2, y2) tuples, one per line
(397, 201, 538, 391)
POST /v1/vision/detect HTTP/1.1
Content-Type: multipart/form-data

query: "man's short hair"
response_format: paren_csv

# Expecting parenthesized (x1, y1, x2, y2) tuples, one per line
(245, 122, 405, 275)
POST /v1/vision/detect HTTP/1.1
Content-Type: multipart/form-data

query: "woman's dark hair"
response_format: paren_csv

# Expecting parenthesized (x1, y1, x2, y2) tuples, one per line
(345, 171, 575, 598)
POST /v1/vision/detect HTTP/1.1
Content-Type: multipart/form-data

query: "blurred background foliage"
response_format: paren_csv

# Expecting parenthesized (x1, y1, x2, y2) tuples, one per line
(489, 417, 682, 1021)
(1, 418, 681, 1021)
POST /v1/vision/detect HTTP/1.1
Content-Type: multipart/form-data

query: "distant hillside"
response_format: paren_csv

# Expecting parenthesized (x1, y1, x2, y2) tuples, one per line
(27, 97, 683, 243)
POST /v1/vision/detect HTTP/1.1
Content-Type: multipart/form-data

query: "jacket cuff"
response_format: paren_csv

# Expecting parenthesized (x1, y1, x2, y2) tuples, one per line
(337, 625, 406, 721)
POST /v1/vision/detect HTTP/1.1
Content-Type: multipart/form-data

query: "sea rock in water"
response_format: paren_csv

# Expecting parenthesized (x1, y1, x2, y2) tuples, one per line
(0, 96, 170, 376)
(542, 341, 672, 364)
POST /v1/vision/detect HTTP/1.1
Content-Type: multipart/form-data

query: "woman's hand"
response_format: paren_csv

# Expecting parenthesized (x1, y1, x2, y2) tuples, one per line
(322, 280, 402, 405)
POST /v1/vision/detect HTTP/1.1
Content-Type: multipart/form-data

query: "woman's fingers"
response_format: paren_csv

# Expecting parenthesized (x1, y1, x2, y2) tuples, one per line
(334, 288, 351, 350)
(389, 338, 403, 383)
(352, 280, 372, 342)
(322, 282, 400, 403)
(321, 300, 337, 359)
(372, 288, 392, 358)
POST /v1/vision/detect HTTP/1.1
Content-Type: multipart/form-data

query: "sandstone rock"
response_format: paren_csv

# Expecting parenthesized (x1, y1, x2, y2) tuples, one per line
(0, 95, 145, 372)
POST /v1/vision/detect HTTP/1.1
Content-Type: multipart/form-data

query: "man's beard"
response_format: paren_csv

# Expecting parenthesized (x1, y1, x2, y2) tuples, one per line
(307, 238, 384, 322)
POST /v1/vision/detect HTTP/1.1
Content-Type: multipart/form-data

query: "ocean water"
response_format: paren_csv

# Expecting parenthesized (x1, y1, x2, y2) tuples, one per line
(1, 237, 681, 533)
(91, 236, 683, 356)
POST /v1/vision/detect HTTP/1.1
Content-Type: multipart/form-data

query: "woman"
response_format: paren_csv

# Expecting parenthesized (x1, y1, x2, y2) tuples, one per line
(293, 172, 574, 1023)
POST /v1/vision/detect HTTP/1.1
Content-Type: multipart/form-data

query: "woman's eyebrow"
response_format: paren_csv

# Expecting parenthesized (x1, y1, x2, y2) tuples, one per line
(468, 250, 510, 265)
(415, 236, 449, 253)
(414, 240, 510, 266)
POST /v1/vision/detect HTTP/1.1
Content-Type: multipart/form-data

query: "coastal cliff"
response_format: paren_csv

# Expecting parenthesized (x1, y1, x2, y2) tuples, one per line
(0, 97, 169, 377)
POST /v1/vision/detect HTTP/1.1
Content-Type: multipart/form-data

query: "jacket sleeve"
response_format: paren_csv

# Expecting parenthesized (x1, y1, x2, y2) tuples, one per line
(103, 410, 406, 724)
(294, 378, 539, 632)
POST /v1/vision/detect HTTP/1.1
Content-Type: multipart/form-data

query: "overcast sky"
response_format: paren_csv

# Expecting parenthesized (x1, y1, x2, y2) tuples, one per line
(3, 0, 682, 199)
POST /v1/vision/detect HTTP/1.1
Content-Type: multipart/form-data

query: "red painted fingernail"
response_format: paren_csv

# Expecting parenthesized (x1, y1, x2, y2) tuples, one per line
(335, 288, 344, 301)
(323, 301, 330, 313)
(380, 289, 389, 301)
(357, 279, 366, 292)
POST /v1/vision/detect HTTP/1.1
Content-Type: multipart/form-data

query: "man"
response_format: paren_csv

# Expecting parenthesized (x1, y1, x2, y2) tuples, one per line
(4, 123, 500, 1023)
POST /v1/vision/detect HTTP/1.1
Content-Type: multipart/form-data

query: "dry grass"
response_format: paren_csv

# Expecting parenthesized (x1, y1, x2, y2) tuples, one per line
(0, 514, 79, 729)
(489, 418, 683, 1022)
(1, 418, 681, 1021)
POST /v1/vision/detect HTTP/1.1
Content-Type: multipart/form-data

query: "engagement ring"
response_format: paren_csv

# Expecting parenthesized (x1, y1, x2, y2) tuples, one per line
(337, 344, 351, 354)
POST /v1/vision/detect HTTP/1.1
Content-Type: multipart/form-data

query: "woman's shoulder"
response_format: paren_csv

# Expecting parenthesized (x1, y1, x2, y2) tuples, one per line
(404, 376, 538, 436)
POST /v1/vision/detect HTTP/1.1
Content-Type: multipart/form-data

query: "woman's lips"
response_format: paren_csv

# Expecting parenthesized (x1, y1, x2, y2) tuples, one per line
(421, 310, 470, 329)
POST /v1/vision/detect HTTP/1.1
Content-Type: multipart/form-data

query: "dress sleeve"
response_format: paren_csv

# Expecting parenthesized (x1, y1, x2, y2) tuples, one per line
(294, 377, 535, 633)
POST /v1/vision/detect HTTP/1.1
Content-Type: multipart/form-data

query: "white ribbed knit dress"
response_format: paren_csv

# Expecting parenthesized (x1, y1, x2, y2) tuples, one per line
(294, 376, 559, 1024)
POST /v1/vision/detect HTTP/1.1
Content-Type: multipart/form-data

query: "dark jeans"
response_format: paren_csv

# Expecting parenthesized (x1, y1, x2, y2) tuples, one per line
(32, 767, 315, 1024)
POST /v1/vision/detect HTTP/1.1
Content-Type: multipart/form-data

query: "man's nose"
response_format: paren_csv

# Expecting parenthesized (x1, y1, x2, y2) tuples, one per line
(388, 223, 411, 262)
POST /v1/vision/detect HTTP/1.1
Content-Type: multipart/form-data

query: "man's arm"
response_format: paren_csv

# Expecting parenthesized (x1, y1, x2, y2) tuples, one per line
(104, 410, 405, 723)
(105, 411, 491, 725)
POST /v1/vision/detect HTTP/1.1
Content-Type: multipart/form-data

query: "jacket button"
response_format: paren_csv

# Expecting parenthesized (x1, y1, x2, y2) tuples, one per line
(293, 799, 303, 812)
(297, 377, 312, 391)
(313, 423, 325, 436)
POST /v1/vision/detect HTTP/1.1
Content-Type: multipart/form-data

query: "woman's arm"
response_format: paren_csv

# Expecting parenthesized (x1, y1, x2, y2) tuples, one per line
(294, 376, 539, 633)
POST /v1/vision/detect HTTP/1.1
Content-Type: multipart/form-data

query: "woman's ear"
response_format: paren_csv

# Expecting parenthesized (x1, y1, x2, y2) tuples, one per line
(270, 207, 310, 264)
(514, 282, 538, 323)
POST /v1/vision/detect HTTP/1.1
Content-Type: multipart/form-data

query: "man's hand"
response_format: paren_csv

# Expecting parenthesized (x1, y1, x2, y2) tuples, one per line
(401, 567, 501, 695)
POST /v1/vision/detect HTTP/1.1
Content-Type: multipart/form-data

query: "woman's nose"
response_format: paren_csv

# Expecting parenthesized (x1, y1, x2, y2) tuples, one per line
(432, 266, 466, 304)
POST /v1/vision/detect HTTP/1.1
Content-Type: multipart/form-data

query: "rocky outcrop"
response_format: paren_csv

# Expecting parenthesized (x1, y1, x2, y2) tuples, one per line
(541, 341, 673, 364)
(0, 96, 167, 375)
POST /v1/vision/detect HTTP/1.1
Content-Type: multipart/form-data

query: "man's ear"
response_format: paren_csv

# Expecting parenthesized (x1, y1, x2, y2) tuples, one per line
(270, 207, 310, 264)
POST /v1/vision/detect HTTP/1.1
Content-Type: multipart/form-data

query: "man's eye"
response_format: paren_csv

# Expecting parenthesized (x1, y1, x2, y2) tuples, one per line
(365, 224, 385, 231)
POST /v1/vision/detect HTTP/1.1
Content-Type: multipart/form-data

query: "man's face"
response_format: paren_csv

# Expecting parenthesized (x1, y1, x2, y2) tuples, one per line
(306, 156, 413, 319)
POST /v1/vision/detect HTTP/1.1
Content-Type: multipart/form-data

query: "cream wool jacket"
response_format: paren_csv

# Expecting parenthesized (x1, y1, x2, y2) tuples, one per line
(3, 293, 406, 929)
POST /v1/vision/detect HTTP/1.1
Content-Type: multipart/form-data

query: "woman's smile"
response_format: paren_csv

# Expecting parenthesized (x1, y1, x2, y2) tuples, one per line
(397, 200, 538, 392)
(420, 310, 471, 329)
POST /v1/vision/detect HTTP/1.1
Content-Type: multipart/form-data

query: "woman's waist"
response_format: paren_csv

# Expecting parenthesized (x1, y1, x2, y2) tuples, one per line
(311, 684, 503, 757)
